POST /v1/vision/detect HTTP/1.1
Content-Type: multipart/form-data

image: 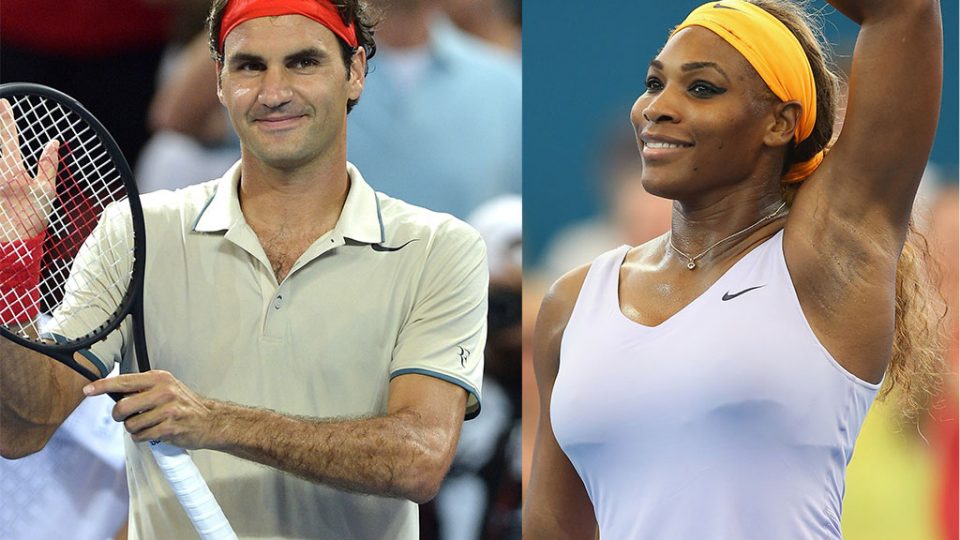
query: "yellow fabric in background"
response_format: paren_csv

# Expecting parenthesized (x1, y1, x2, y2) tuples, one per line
(842, 398, 939, 540)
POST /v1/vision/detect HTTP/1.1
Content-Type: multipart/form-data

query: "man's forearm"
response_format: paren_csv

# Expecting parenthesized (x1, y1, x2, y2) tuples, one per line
(204, 401, 455, 504)
(0, 340, 82, 458)
(88, 372, 467, 501)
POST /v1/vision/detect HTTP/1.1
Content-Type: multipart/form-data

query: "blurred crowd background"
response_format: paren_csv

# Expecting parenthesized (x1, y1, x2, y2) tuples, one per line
(522, 2, 958, 540)
(0, 0, 521, 539)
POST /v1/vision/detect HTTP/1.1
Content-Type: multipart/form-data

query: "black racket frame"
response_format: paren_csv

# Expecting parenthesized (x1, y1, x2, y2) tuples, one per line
(0, 82, 151, 382)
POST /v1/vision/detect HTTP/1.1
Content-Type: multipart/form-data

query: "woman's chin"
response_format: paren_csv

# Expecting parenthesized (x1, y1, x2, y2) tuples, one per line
(640, 173, 690, 201)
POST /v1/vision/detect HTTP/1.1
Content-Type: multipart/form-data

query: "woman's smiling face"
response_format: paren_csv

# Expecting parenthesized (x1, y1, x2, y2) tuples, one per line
(630, 26, 781, 201)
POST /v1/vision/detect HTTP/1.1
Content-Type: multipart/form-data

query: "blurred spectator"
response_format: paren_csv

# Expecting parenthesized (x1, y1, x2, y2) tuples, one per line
(347, 0, 521, 220)
(432, 196, 522, 540)
(926, 183, 958, 540)
(467, 195, 522, 288)
(0, 0, 181, 168)
(841, 392, 942, 540)
(149, 34, 233, 147)
(0, 391, 127, 540)
(137, 33, 241, 193)
(440, 0, 521, 54)
(539, 125, 672, 282)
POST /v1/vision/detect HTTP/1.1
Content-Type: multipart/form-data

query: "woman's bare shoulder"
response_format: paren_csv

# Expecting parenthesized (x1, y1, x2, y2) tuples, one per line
(539, 264, 592, 334)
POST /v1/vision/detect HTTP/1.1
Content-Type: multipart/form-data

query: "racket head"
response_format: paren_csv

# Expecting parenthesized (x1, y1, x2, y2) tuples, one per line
(0, 83, 146, 371)
(0, 87, 232, 540)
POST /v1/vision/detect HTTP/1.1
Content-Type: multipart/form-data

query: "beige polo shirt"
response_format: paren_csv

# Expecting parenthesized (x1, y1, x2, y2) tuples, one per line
(50, 162, 487, 540)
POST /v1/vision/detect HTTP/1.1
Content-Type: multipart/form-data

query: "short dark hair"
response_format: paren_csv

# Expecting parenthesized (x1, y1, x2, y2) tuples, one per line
(207, 0, 379, 112)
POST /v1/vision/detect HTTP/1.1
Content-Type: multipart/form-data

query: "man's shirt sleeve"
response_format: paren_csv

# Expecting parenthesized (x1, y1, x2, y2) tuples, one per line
(42, 201, 133, 377)
(389, 218, 488, 419)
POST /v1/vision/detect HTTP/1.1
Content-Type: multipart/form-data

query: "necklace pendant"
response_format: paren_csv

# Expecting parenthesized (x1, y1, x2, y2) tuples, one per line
(686, 260, 696, 270)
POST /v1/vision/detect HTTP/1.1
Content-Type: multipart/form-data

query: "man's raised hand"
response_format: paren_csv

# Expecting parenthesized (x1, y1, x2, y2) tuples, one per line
(0, 98, 59, 240)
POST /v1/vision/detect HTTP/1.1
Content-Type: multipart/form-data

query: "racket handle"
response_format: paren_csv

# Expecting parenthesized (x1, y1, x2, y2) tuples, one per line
(150, 441, 238, 540)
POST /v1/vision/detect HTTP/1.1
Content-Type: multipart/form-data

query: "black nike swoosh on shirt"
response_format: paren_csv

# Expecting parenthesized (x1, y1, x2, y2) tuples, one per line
(713, 2, 740, 10)
(721, 285, 766, 301)
(370, 239, 420, 252)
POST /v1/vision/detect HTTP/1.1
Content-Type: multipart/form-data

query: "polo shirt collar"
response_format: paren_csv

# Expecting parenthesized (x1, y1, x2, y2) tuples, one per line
(193, 161, 243, 233)
(338, 162, 385, 244)
(192, 160, 385, 245)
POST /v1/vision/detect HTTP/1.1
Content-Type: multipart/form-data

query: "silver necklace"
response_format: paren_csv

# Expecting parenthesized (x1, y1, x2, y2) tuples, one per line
(668, 201, 787, 270)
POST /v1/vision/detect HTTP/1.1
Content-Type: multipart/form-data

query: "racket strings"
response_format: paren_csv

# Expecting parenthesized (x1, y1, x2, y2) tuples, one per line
(0, 94, 134, 343)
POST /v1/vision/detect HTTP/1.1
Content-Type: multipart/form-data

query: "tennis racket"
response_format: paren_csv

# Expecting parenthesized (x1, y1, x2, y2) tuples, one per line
(0, 83, 236, 540)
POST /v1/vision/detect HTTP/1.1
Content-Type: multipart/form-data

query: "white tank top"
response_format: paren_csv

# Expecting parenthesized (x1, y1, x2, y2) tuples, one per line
(551, 230, 880, 540)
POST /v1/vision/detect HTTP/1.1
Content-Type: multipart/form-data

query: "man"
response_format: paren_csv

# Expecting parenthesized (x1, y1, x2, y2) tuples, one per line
(0, 1, 487, 538)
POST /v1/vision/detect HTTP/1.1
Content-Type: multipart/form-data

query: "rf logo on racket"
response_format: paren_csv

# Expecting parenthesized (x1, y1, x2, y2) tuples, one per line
(457, 346, 470, 367)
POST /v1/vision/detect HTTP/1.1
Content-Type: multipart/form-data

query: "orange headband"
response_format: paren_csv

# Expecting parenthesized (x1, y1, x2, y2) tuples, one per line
(219, 0, 358, 52)
(673, 0, 822, 182)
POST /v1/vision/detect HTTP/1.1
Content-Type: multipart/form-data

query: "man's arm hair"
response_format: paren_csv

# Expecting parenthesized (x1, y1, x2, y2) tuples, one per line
(0, 340, 88, 458)
(202, 373, 466, 503)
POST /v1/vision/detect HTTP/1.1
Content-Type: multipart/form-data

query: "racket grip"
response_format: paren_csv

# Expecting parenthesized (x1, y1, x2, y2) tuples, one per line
(149, 441, 238, 540)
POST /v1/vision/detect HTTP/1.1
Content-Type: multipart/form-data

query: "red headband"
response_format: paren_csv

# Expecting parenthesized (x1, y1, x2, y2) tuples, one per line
(218, 0, 358, 52)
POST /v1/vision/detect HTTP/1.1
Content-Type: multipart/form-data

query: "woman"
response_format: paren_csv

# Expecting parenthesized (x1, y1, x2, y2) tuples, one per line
(524, 1, 944, 538)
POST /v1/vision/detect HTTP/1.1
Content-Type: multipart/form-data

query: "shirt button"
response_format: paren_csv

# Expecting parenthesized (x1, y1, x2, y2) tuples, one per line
(274, 295, 283, 309)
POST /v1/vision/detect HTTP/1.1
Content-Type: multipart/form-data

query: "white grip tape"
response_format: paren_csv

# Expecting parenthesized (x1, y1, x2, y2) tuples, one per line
(150, 441, 238, 540)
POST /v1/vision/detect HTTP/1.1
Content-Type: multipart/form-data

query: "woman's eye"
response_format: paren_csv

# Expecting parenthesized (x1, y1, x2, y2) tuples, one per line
(645, 78, 664, 92)
(689, 82, 726, 97)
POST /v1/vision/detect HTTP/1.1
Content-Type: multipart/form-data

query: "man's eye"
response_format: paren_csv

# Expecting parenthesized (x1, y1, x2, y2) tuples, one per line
(292, 58, 319, 69)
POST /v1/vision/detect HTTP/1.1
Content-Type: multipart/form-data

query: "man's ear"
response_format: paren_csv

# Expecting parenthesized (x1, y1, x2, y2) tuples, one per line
(348, 47, 367, 101)
(764, 100, 802, 148)
(216, 63, 225, 106)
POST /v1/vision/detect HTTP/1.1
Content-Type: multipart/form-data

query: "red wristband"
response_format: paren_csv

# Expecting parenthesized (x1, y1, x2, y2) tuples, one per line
(0, 233, 46, 325)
